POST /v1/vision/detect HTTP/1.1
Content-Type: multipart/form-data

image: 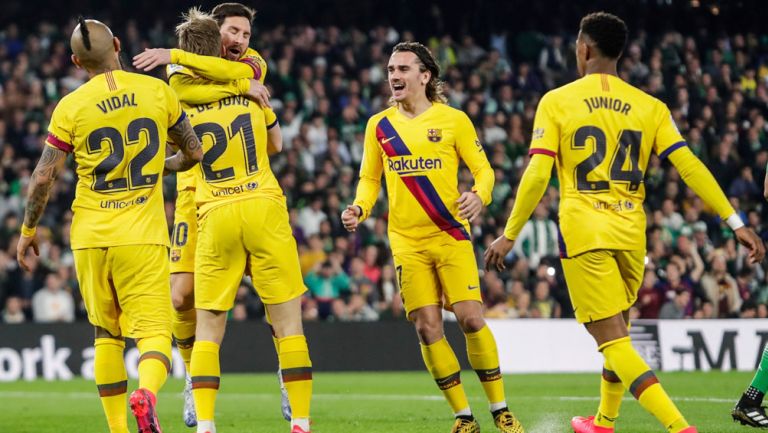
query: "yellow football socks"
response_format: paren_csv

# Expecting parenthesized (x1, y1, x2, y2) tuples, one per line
(136, 336, 172, 395)
(421, 337, 470, 415)
(600, 337, 689, 433)
(278, 335, 313, 419)
(94, 338, 130, 433)
(191, 340, 221, 422)
(172, 308, 196, 371)
(465, 325, 506, 407)
(595, 362, 623, 428)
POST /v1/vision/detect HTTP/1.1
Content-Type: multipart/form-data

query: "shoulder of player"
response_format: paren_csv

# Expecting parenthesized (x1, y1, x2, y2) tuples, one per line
(432, 103, 474, 126)
(542, 78, 584, 101)
(166, 63, 193, 78)
(366, 106, 397, 126)
(115, 70, 170, 89)
(433, 102, 462, 116)
(243, 47, 264, 61)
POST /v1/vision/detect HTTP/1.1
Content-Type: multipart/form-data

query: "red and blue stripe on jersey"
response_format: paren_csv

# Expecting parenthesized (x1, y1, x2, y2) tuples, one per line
(375, 117, 470, 242)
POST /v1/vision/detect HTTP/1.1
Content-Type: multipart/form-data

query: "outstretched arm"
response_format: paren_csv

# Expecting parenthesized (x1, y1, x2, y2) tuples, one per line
(165, 115, 203, 173)
(668, 146, 765, 263)
(344, 119, 383, 232)
(18, 146, 68, 271)
(134, 49, 257, 81)
(455, 112, 493, 221)
(484, 154, 553, 271)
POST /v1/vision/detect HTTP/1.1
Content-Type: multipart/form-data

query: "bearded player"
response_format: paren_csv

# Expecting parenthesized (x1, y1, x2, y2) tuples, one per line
(133, 3, 292, 426)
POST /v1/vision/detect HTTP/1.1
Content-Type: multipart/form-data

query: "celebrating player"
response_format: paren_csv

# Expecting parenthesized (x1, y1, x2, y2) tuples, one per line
(484, 12, 765, 433)
(170, 10, 312, 433)
(342, 42, 524, 433)
(16, 18, 202, 433)
(133, 3, 293, 425)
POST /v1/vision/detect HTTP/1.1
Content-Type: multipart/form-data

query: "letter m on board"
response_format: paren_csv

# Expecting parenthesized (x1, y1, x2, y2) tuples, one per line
(687, 330, 737, 370)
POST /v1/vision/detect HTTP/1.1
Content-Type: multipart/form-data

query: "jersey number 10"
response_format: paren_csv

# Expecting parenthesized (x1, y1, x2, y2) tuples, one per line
(572, 125, 643, 193)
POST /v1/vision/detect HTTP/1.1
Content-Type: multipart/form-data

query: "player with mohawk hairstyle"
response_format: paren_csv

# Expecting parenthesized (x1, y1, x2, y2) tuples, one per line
(17, 16, 202, 433)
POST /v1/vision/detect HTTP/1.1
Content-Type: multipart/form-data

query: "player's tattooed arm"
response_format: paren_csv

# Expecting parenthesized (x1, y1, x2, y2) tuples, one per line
(23, 146, 68, 229)
(165, 116, 203, 173)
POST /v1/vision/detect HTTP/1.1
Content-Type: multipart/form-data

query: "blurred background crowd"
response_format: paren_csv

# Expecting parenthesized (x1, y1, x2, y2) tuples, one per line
(1, 0, 768, 324)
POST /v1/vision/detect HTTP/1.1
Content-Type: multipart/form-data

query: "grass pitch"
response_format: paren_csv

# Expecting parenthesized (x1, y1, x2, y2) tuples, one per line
(0, 371, 755, 432)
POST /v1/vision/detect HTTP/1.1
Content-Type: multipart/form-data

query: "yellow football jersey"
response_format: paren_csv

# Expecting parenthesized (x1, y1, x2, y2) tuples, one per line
(167, 47, 268, 192)
(46, 70, 184, 249)
(529, 73, 685, 257)
(354, 103, 494, 252)
(187, 96, 282, 217)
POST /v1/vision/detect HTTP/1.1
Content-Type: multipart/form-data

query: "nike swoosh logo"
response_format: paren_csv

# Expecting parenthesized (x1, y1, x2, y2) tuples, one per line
(468, 285, 479, 290)
(382, 136, 396, 144)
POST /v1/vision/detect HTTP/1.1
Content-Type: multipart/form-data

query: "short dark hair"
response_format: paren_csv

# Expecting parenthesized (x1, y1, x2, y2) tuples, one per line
(579, 12, 628, 59)
(391, 41, 446, 104)
(212, 2, 256, 26)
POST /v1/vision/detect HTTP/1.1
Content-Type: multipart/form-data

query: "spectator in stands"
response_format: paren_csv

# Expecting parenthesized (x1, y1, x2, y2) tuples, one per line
(657, 260, 696, 316)
(512, 202, 559, 270)
(538, 35, 567, 88)
(2, 295, 25, 323)
(530, 279, 561, 318)
(31, 272, 74, 323)
(299, 234, 327, 276)
(659, 289, 691, 319)
(297, 195, 328, 237)
(304, 260, 350, 320)
(637, 269, 663, 319)
(377, 264, 397, 313)
(701, 250, 743, 317)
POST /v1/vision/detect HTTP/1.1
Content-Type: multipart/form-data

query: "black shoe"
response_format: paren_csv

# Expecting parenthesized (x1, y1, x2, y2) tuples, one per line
(732, 403, 768, 428)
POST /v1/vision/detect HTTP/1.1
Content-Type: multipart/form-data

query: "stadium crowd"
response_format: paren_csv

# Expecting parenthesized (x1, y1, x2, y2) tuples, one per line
(1, 11, 768, 324)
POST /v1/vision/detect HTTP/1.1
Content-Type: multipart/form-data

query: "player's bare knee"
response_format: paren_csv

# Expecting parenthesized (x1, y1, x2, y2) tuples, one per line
(171, 289, 194, 311)
(271, 318, 304, 339)
(414, 318, 443, 344)
(458, 314, 486, 334)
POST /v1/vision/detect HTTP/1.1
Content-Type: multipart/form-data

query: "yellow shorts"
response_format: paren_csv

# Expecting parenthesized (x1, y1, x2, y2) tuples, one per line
(170, 189, 197, 274)
(392, 241, 482, 319)
(195, 197, 307, 311)
(74, 245, 171, 339)
(561, 249, 645, 324)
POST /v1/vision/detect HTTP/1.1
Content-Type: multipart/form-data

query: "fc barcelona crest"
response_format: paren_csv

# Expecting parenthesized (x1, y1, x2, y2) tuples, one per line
(427, 128, 442, 142)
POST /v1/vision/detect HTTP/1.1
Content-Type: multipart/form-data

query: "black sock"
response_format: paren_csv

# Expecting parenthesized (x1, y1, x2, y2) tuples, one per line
(740, 386, 765, 407)
(456, 414, 475, 421)
(491, 407, 509, 417)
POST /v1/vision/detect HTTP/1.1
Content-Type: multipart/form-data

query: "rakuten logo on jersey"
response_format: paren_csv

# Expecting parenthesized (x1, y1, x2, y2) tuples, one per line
(387, 156, 443, 175)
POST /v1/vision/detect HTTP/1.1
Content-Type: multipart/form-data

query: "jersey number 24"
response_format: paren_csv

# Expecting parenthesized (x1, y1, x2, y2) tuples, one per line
(572, 125, 643, 193)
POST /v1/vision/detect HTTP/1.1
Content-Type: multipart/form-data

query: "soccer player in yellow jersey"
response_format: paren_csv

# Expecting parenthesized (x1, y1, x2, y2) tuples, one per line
(15, 18, 202, 433)
(133, 3, 291, 426)
(168, 11, 312, 433)
(132, 2, 270, 108)
(484, 12, 765, 433)
(341, 42, 523, 433)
